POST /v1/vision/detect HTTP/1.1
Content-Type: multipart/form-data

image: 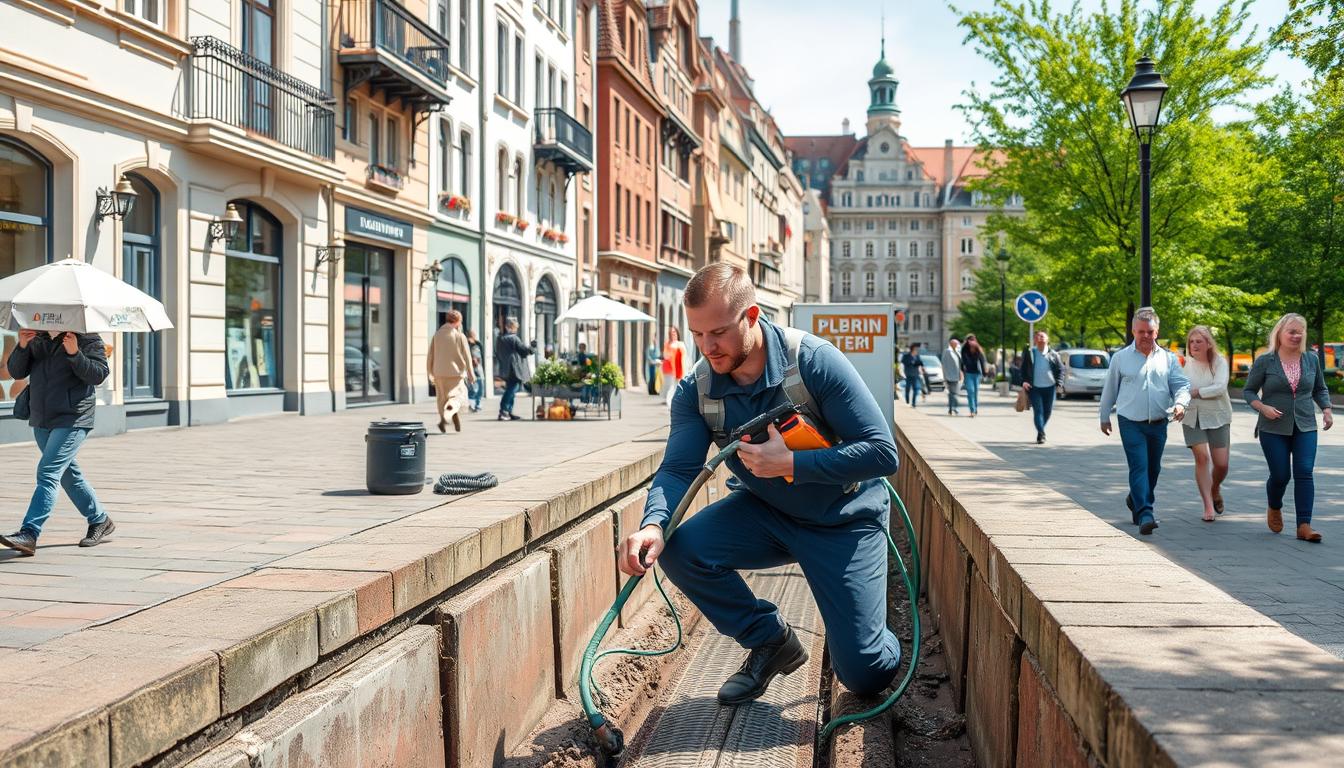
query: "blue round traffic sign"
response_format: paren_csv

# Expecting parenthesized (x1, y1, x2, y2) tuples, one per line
(1014, 290, 1048, 322)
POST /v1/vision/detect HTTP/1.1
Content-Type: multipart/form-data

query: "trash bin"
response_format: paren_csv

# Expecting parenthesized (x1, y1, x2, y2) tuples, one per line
(365, 421, 427, 495)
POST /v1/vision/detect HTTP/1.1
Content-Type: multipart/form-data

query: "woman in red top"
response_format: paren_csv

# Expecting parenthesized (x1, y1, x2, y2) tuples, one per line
(661, 327, 686, 406)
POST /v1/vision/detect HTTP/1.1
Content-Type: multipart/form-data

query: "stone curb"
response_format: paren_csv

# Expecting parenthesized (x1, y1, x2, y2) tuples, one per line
(894, 407, 1344, 768)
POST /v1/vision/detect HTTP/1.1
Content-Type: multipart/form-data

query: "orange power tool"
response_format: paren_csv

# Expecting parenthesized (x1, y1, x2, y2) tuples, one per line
(730, 404, 834, 482)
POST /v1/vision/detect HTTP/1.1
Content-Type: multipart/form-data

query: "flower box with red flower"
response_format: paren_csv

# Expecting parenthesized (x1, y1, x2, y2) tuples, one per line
(514, 219, 530, 231)
(495, 212, 515, 225)
(441, 193, 472, 212)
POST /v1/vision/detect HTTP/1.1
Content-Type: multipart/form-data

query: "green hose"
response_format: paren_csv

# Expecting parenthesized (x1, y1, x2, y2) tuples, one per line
(578, 446, 920, 755)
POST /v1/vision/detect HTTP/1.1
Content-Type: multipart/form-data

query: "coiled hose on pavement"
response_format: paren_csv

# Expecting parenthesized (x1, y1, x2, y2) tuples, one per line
(578, 440, 921, 758)
(432, 472, 499, 495)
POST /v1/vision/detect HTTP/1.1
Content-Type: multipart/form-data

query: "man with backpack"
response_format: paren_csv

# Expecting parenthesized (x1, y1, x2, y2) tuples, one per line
(616, 264, 902, 706)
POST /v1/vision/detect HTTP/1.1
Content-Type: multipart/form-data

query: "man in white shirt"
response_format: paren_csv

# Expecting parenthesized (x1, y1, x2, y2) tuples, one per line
(1098, 307, 1191, 535)
(941, 337, 963, 415)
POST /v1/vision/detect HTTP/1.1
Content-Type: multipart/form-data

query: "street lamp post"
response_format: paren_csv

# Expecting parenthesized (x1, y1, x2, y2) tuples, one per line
(996, 246, 1010, 375)
(1121, 56, 1169, 309)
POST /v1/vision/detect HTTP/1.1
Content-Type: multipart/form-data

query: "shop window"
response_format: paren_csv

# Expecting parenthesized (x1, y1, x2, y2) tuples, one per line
(224, 202, 282, 391)
(122, 173, 161, 400)
(0, 137, 51, 407)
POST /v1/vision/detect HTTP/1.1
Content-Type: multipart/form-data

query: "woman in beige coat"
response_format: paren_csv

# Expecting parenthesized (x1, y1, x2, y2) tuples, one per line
(1182, 326, 1232, 522)
(427, 310, 475, 433)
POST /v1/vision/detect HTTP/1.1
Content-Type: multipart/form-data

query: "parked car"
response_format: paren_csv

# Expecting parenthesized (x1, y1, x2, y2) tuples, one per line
(1057, 349, 1109, 399)
(920, 354, 946, 393)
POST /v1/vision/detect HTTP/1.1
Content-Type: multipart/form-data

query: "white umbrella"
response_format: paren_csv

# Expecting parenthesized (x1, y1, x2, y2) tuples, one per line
(0, 258, 173, 332)
(555, 293, 656, 324)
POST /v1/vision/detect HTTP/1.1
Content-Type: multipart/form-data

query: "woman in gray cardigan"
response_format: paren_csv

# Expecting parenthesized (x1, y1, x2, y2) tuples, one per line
(1243, 313, 1334, 542)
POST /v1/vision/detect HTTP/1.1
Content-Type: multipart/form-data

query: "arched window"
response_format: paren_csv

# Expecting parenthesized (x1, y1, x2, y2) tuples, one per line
(840, 272, 852, 296)
(886, 271, 897, 297)
(224, 201, 282, 391)
(435, 256, 471, 331)
(928, 273, 937, 294)
(909, 271, 920, 296)
(960, 269, 974, 291)
(864, 271, 875, 297)
(534, 275, 558, 351)
(514, 157, 525, 217)
(1, 137, 52, 407)
(122, 173, 160, 400)
(497, 148, 509, 210)
(493, 264, 523, 344)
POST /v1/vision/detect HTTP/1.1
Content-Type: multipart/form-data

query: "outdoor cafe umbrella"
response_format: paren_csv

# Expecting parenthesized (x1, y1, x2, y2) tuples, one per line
(0, 258, 173, 333)
(554, 294, 655, 369)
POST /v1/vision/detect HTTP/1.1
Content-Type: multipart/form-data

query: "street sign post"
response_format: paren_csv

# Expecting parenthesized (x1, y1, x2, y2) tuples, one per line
(1015, 290, 1048, 351)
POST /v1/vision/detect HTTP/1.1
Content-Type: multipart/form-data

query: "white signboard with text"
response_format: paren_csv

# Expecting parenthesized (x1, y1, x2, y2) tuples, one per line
(791, 303, 895, 431)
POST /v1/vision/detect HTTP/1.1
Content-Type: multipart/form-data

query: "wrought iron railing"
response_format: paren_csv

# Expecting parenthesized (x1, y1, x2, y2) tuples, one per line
(189, 36, 335, 160)
(534, 108, 594, 163)
(340, 0, 451, 87)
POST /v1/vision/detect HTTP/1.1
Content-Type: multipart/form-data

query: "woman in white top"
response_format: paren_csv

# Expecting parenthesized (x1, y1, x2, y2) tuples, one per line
(1182, 326, 1233, 522)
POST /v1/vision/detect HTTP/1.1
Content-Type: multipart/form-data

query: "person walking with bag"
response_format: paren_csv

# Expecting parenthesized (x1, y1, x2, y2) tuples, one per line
(941, 336, 963, 415)
(1182, 326, 1232, 522)
(1020, 331, 1063, 443)
(0, 330, 114, 556)
(1243, 313, 1334, 543)
(494, 318, 535, 421)
(960, 334, 988, 417)
(427, 310, 475, 433)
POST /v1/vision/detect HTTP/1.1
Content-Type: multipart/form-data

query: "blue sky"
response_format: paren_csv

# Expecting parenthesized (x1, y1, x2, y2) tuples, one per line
(696, 0, 1313, 146)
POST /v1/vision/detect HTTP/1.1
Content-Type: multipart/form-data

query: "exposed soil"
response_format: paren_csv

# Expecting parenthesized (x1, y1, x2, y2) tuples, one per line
(505, 589, 705, 768)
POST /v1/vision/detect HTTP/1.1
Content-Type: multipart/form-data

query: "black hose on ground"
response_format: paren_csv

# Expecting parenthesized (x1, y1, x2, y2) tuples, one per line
(432, 472, 499, 495)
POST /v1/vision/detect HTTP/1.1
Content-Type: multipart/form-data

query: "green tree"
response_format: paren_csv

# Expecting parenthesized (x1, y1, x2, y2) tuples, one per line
(1274, 0, 1344, 82)
(951, 0, 1269, 344)
(1240, 80, 1344, 367)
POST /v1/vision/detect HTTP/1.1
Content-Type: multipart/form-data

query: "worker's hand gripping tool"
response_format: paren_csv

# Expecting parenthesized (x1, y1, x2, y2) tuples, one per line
(729, 403, 834, 483)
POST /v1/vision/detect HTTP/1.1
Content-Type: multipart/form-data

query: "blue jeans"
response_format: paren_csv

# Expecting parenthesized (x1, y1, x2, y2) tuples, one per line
(1118, 416, 1167, 519)
(470, 368, 483, 409)
(1259, 427, 1318, 525)
(21, 427, 106, 537)
(658, 491, 901, 696)
(946, 379, 961, 412)
(903, 374, 922, 405)
(1028, 386, 1055, 435)
(500, 377, 522, 416)
(964, 373, 982, 413)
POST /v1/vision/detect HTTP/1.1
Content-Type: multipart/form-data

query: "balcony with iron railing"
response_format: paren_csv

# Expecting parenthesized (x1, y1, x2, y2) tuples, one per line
(339, 0, 452, 106)
(749, 258, 781, 292)
(534, 108, 593, 174)
(188, 36, 336, 160)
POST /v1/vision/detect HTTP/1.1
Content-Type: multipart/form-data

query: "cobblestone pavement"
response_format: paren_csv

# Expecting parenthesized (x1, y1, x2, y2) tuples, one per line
(0, 392, 672, 648)
(926, 386, 1344, 658)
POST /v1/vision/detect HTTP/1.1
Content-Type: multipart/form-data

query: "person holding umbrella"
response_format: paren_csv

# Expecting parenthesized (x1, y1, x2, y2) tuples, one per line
(0, 329, 113, 555)
(0, 257, 173, 556)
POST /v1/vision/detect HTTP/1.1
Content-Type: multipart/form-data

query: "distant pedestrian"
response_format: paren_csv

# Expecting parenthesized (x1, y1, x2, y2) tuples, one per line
(428, 310, 475, 433)
(1009, 353, 1023, 388)
(494, 318, 535, 421)
(0, 331, 114, 557)
(645, 340, 661, 393)
(466, 329, 484, 412)
(661, 327, 686, 407)
(941, 336, 963, 415)
(1243, 313, 1334, 543)
(960, 334, 989, 417)
(900, 343, 925, 407)
(1020, 331, 1062, 443)
(1181, 326, 1231, 522)
(1098, 307, 1190, 536)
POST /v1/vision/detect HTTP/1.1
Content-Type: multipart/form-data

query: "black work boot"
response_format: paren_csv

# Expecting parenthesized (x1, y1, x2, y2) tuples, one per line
(0, 529, 38, 556)
(79, 518, 116, 548)
(717, 625, 808, 706)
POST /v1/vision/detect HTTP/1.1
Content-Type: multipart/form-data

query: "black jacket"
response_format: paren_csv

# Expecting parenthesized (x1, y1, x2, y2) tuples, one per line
(494, 332, 534, 382)
(960, 347, 988, 376)
(5, 333, 109, 429)
(1019, 347, 1062, 388)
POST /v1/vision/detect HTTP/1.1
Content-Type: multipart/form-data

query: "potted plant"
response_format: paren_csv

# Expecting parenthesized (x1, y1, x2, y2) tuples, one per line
(441, 193, 472, 213)
(495, 211, 515, 226)
(514, 218, 530, 232)
(530, 359, 576, 398)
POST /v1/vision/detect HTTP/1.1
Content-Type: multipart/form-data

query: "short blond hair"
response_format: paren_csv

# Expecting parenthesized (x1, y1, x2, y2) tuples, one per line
(684, 263, 756, 316)
(1267, 313, 1307, 353)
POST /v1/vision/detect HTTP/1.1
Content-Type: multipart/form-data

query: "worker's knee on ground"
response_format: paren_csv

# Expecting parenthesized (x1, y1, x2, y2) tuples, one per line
(831, 633, 901, 696)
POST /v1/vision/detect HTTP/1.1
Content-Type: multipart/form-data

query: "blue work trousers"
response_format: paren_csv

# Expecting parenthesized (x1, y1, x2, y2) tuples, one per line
(658, 490, 901, 696)
(1259, 427, 1318, 526)
(1029, 386, 1055, 435)
(21, 427, 106, 537)
(903, 375, 922, 406)
(500, 377, 521, 416)
(1118, 416, 1167, 520)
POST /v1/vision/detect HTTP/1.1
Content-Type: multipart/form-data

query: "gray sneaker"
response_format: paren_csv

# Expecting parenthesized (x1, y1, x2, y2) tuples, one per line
(0, 529, 37, 556)
(79, 518, 116, 548)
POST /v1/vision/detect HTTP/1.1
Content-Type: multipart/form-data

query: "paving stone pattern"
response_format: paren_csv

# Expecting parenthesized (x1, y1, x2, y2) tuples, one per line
(0, 395, 673, 648)
(930, 389, 1344, 658)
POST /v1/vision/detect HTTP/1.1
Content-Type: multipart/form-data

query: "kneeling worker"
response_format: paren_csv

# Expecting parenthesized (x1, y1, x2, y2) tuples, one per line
(618, 264, 902, 704)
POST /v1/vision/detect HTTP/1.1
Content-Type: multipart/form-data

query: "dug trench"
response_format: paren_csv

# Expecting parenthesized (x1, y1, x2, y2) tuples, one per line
(506, 520, 974, 768)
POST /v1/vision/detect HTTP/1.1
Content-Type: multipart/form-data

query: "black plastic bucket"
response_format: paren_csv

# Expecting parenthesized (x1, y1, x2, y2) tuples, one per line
(365, 421, 427, 495)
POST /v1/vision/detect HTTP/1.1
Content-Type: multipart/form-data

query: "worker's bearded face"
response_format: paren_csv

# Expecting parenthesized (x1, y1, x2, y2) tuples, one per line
(687, 298, 760, 375)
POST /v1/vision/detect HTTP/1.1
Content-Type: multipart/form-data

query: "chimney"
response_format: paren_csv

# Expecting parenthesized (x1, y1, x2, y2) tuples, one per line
(729, 0, 742, 64)
(942, 139, 954, 200)
(842, 118, 850, 135)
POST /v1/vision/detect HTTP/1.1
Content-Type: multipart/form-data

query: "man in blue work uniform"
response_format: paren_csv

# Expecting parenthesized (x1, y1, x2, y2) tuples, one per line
(618, 264, 902, 705)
